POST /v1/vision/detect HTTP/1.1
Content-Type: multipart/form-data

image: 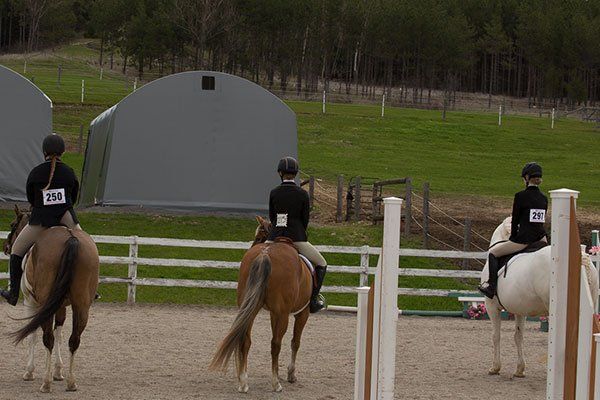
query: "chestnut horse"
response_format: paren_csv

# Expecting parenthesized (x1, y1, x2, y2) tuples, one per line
(3, 206, 99, 393)
(210, 216, 313, 393)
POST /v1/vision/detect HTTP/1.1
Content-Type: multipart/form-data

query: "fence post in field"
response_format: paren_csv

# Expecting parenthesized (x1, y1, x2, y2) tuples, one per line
(462, 219, 472, 269)
(404, 177, 412, 236)
(127, 236, 139, 304)
(57, 65, 62, 86)
(423, 182, 430, 249)
(498, 105, 502, 126)
(23, 60, 27, 74)
(309, 176, 315, 209)
(360, 246, 370, 287)
(78, 125, 84, 154)
(100, 67, 103, 80)
(551, 107, 555, 129)
(134, 77, 138, 91)
(322, 90, 326, 114)
(336, 175, 344, 223)
(354, 176, 362, 221)
(81, 79, 85, 103)
(381, 94, 386, 117)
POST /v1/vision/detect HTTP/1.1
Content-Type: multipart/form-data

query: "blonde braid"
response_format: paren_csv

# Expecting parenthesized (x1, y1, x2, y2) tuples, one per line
(42, 155, 58, 191)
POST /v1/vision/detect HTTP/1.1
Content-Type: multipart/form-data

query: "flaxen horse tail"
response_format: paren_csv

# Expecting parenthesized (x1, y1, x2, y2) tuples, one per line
(12, 235, 79, 344)
(210, 252, 271, 371)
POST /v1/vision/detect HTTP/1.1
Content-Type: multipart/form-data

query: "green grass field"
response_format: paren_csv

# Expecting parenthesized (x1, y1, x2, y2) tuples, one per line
(0, 41, 596, 311)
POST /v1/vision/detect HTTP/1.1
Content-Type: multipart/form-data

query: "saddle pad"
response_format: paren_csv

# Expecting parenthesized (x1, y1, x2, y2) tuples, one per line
(298, 254, 315, 275)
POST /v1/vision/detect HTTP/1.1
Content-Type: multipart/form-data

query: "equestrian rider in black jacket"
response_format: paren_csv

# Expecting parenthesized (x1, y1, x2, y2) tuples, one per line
(1, 134, 82, 306)
(478, 162, 548, 299)
(268, 156, 328, 313)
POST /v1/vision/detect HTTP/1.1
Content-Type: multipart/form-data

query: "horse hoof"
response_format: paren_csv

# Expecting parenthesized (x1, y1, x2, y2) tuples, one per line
(488, 368, 501, 375)
(53, 374, 64, 381)
(287, 374, 297, 383)
(40, 382, 51, 393)
(273, 383, 283, 392)
(66, 382, 78, 392)
(513, 372, 525, 378)
(22, 371, 34, 381)
(237, 384, 249, 393)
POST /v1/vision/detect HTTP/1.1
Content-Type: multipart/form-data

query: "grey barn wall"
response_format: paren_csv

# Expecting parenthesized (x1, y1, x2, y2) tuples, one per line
(0, 65, 51, 202)
(81, 71, 297, 212)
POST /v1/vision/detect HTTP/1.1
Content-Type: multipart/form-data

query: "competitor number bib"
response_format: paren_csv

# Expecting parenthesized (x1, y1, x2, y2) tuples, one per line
(42, 188, 66, 206)
(276, 213, 288, 227)
(529, 209, 546, 223)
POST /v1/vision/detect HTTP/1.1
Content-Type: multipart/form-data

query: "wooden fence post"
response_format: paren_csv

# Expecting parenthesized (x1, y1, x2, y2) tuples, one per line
(308, 176, 315, 208)
(336, 175, 344, 223)
(127, 236, 138, 304)
(354, 176, 362, 221)
(78, 125, 84, 154)
(423, 182, 430, 249)
(462, 219, 472, 269)
(57, 65, 62, 86)
(404, 177, 412, 236)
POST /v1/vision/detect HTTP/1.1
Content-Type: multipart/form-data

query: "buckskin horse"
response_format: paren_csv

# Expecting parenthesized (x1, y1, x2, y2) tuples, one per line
(210, 216, 313, 393)
(3, 205, 99, 393)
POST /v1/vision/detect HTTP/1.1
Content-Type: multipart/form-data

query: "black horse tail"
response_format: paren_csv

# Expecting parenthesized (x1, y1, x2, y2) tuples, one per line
(12, 235, 79, 344)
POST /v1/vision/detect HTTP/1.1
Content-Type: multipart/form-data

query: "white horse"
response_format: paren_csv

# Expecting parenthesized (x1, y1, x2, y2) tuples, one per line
(481, 217, 599, 377)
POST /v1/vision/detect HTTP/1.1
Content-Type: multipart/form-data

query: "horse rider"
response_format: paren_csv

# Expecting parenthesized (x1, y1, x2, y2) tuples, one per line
(478, 162, 548, 299)
(1, 134, 82, 306)
(268, 156, 327, 313)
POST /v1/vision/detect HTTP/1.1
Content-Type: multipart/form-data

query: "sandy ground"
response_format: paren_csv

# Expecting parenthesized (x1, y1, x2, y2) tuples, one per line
(0, 303, 547, 400)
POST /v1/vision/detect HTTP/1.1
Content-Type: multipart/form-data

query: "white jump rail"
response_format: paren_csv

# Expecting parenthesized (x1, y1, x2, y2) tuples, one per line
(3, 230, 596, 305)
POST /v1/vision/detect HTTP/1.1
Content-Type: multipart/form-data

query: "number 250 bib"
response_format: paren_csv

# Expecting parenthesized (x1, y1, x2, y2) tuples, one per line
(42, 188, 66, 206)
(529, 209, 546, 223)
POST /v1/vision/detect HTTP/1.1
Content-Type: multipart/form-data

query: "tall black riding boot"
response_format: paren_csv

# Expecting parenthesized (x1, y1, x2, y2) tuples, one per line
(478, 254, 499, 299)
(310, 266, 327, 313)
(0, 254, 24, 306)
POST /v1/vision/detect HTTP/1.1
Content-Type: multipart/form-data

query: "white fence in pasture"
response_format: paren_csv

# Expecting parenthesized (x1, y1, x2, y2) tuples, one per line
(1, 231, 598, 307)
(0, 231, 490, 306)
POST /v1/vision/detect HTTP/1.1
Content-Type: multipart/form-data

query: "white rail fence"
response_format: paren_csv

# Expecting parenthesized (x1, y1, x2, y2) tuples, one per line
(1, 231, 598, 306)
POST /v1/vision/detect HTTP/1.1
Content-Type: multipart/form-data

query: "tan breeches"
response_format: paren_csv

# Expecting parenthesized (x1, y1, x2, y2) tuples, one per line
(489, 241, 528, 258)
(11, 212, 82, 257)
(265, 240, 327, 267)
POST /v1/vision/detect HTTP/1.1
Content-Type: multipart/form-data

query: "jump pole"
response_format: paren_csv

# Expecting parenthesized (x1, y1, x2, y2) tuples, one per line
(354, 197, 402, 400)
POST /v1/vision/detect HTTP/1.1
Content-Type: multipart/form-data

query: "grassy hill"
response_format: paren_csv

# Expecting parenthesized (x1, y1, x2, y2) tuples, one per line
(0, 41, 597, 311)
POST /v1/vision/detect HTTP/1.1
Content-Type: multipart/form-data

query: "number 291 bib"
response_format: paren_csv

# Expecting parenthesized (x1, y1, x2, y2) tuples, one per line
(529, 209, 546, 223)
(42, 188, 66, 206)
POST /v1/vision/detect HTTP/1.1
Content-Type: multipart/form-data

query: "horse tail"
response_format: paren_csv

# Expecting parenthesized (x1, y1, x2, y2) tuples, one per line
(210, 252, 271, 371)
(12, 234, 79, 344)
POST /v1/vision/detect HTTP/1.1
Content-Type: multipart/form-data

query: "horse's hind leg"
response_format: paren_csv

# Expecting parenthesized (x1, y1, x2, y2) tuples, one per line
(53, 306, 67, 381)
(237, 319, 254, 393)
(486, 300, 502, 375)
(270, 312, 289, 392)
(288, 308, 309, 383)
(22, 298, 38, 381)
(67, 304, 89, 392)
(40, 319, 55, 393)
(513, 315, 526, 378)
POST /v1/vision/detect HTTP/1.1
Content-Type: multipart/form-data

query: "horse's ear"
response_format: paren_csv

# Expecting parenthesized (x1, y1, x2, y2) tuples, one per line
(255, 216, 263, 225)
(14, 204, 20, 216)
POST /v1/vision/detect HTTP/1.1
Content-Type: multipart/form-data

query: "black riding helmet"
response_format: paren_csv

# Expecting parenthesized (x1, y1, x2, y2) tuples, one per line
(277, 156, 299, 175)
(521, 162, 542, 178)
(42, 134, 65, 157)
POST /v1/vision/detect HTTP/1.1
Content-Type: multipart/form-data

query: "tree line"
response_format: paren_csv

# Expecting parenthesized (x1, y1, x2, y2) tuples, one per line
(1, 0, 600, 107)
